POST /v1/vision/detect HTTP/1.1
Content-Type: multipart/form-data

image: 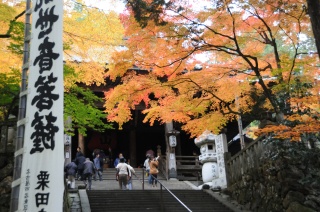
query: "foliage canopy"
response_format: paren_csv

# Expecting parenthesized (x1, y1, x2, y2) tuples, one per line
(0, 0, 125, 135)
(104, 0, 320, 141)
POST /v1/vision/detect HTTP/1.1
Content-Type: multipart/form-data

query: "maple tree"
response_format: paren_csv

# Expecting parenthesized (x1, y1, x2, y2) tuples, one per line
(0, 1, 25, 74)
(0, 1, 25, 122)
(104, 0, 319, 142)
(63, 0, 125, 87)
(0, 68, 20, 122)
(62, 0, 125, 134)
(63, 65, 113, 135)
(0, 0, 125, 134)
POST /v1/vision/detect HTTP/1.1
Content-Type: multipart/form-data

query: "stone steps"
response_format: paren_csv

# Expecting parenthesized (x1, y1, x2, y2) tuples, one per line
(87, 190, 234, 212)
(97, 168, 166, 180)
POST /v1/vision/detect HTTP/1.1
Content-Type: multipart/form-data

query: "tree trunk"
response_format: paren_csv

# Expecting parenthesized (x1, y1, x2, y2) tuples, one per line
(78, 132, 85, 156)
(307, 0, 320, 58)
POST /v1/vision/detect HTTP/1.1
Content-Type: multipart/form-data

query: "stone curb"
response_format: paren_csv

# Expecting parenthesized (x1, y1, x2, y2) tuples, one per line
(79, 189, 91, 212)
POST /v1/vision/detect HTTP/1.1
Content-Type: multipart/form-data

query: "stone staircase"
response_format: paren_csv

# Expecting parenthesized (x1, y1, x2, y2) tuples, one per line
(87, 190, 234, 212)
(75, 167, 238, 212)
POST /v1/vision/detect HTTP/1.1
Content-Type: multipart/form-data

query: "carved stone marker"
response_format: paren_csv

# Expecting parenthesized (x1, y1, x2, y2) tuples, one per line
(195, 131, 228, 188)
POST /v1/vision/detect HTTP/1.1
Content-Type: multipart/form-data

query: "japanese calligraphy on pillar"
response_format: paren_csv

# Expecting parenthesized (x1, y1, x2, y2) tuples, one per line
(212, 134, 228, 188)
(19, 0, 64, 211)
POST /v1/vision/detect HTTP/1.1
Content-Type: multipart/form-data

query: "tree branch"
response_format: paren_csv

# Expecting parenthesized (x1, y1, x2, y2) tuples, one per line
(0, 10, 25, 38)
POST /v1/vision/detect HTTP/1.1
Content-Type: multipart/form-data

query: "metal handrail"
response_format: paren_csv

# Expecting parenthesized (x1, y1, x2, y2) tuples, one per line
(131, 172, 144, 185)
(142, 168, 192, 212)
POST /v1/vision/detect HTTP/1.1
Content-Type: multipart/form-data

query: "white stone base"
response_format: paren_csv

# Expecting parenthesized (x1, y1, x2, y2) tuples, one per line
(197, 182, 213, 189)
(197, 178, 227, 190)
(212, 177, 227, 189)
(202, 162, 217, 183)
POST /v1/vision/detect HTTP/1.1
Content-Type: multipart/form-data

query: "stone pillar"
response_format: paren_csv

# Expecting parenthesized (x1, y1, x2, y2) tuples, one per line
(5, 114, 17, 153)
(165, 122, 177, 179)
(0, 125, 8, 153)
(212, 133, 228, 189)
(7, 126, 15, 144)
(64, 134, 72, 165)
(7, 124, 16, 153)
(175, 132, 182, 156)
(64, 117, 73, 164)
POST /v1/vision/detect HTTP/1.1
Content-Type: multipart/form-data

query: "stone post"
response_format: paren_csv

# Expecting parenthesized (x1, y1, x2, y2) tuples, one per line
(195, 130, 218, 183)
(0, 125, 8, 153)
(64, 134, 72, 165)
(64, 117, 72, 164)
(212, 133, 228, 189)
(165, 122, 177, 179)
(195, 131, 229, 189)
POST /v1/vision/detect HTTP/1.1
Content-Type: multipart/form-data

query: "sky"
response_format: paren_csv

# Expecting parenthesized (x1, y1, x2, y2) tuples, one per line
(83, 0, 125, 13)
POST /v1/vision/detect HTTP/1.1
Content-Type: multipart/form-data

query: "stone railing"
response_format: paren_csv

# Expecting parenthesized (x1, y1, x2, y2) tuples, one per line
(226, 136, 270, 186)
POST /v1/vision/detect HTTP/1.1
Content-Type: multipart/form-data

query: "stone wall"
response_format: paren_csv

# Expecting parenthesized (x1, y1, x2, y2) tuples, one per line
(0, 153, 14, 212)
(0, 123, 15, 211)
(0, 124, 70, 212)
(225, 140, 320, 211)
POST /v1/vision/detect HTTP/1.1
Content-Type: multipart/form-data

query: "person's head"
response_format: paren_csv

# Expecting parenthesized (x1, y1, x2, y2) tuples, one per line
(120, 157, 125, 163)
(96, 154, 100, 158)
(77, 147, 81, 152)
(150, 155, 154, 160)
(119, 153, 123, 158)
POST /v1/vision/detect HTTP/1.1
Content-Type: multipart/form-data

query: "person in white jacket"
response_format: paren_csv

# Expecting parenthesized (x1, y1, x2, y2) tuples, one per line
(116, 157, 129, 190)
(126, 164, 135, 190)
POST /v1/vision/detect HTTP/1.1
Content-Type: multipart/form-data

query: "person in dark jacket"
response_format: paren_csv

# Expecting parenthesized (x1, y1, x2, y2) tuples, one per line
(114, 153, 126, 167)
(83, 158, 95, 190)
(93, 154, 103, 181)
(65, 161, 77, 189)
(75, 152, 86, 180)
(76, 147, 82, 158)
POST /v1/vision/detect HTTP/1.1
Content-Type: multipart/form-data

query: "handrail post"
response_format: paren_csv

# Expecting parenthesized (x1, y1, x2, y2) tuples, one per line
(160, 184, 163, 211)
(142, 168, 144, 190)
